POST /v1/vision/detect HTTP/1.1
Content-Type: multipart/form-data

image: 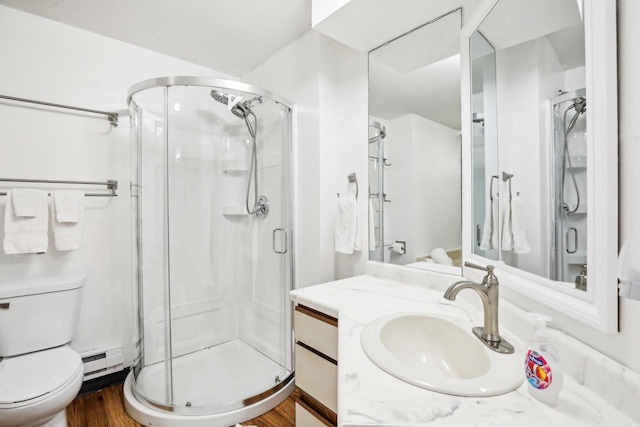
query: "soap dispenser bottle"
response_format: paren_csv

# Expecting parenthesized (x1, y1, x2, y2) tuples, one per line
(525, 315, 563, 405)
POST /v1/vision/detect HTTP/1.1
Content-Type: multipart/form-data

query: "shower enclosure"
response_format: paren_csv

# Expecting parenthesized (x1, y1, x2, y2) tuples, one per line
(125, 77, 294, 426)
(551, 88, 587, 286)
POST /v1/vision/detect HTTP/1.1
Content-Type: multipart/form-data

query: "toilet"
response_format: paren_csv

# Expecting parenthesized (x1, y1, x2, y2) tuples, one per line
(0, 276, 85, 427)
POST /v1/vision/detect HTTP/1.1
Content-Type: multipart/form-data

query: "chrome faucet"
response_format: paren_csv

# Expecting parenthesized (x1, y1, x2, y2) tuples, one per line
(444, 262, 514, 354)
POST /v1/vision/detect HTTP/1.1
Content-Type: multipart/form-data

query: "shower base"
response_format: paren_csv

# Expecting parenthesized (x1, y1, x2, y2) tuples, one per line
(124, 339, 294, 426)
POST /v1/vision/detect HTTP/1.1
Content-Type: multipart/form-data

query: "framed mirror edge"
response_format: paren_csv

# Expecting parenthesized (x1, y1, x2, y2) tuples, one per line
(459, 0, 618, 333)
(366, 7, 464, 277)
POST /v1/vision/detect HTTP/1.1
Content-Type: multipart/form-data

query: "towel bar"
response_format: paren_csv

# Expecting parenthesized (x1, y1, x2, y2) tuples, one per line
(0, 178, 118, 197)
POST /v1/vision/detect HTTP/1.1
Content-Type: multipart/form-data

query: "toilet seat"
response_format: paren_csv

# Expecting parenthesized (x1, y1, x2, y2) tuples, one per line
(0, 345, 83, 409)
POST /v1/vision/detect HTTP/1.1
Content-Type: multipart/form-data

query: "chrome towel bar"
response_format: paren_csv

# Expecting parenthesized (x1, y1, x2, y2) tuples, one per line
(0, 178, 118, 197)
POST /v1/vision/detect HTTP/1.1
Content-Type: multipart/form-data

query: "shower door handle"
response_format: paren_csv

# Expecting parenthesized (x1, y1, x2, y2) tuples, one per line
(273, 228, 287, 254)
(476, 224, 481, 247)
(566, 227, 578, 254)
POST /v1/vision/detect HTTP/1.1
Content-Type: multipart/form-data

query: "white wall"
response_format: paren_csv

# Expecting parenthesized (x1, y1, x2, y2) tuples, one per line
(243, 30, 368, 287)
(386, 114, 461, 264)
(0, 5, 234, 367)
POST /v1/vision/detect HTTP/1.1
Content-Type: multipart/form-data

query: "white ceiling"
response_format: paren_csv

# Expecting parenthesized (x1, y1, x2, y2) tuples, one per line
(369, 10, 461, 130)
(313, 0, 477, 53)
(479, 0, 582, 51)
(0, 0, 311, 77)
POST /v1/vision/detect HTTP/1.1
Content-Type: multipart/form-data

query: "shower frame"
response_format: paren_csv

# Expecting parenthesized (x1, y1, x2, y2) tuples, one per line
(127, 76, 295, 419)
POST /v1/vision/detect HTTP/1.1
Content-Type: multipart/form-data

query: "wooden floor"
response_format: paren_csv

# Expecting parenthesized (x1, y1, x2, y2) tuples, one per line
(67, 384, 295, 427)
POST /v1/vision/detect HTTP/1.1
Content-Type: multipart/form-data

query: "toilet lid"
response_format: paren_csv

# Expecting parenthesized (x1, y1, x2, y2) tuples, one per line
(0, 346, 82, 404)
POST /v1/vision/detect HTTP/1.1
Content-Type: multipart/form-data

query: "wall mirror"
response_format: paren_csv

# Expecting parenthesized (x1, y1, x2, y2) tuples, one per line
(462, 0, 618, 332)
(368, 9, 462, 274)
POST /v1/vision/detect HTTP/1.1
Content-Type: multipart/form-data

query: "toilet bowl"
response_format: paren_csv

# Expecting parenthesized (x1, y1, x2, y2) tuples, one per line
(0, 346, 83, 427)
(0, 276, 85, 427)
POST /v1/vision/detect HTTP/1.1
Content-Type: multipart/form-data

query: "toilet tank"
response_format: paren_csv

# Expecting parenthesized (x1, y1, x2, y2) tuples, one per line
(0, 275, 85, 357)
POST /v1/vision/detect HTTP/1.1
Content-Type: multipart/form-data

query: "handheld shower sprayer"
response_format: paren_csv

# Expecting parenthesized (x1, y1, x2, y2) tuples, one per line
(562, 96, 587, 214)
(210, 90, 268, 218)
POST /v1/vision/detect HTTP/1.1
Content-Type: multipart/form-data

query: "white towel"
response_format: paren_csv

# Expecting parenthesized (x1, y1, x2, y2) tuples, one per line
(3, 190, 49, 254)
(368, 199, 376, 251)
(335, 196, 357, 254)
(52, 191, 84, 251)
(54, 190, 83, 223)
(512, 194, 530, 254)
(431, 248, 453, 265)
(12, 188, 47, 217)
(479, 199, 493, 250)
(353, 200, 362, 253)
(479, 195, 500, 250)
(501, 197, 514, 251)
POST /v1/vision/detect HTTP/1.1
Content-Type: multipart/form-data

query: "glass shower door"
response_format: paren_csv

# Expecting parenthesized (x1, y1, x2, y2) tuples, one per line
(164, 85, 292, 412)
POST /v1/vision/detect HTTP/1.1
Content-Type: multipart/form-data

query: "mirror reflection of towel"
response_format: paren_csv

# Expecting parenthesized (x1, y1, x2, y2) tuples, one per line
(501, 194, 529, 254)
(502, 198, 513, 251)
(512, 195, 530, 254)
(480, 195, 499, 250)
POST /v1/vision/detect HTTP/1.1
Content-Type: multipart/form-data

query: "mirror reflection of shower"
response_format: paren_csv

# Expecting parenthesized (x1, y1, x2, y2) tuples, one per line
(210, 90, 269, 218)
(368, 120, 386, 262)
(562, 96, 586, 215)
(553, 89, 587, 289)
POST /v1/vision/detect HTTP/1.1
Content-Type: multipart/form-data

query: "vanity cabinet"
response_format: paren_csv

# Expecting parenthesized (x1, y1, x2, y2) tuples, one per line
(293, 305, 338, 426)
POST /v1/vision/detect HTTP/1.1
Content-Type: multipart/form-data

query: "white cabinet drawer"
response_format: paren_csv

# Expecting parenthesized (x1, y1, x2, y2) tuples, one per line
(295, 343, 338, 413)
(294, 305, 338, 361)
(295, 402, 333, 427)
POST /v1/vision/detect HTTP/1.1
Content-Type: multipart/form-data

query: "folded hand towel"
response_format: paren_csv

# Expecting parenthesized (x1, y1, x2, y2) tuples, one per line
(52, 191, 84, 251)
(501, 198, 514, 251)
(3, 190, 48, 254)
(353, 200, 363, 253)
(335, 196, 357, 254)
(512, 194, 530, 254)
(491, 195, 500, 250)
(12, 189, 47, 217)
(479, 195, 499, 251)
(54, 190, 83, 223)
(479, 198, 493, 250)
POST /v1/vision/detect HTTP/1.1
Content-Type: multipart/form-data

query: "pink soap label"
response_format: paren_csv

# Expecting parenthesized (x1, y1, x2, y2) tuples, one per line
(525, 349, 553, 389)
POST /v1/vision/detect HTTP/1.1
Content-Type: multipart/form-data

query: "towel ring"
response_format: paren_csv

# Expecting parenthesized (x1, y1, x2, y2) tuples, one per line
(338, 173, 359, 199)
(348, 173, 358, 199)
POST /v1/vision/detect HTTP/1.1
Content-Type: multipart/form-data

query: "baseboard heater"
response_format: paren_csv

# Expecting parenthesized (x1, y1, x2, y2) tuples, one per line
(81, 348, 124, 381)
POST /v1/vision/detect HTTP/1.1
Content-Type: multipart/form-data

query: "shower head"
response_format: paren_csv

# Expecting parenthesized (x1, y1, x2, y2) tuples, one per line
(210, 90, 250, 119)
(573, 97, 586, 114)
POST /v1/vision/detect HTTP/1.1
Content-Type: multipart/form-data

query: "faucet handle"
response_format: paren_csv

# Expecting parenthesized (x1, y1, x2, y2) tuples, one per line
(464, 261, 494, 273)
(464, 262, 498, 285)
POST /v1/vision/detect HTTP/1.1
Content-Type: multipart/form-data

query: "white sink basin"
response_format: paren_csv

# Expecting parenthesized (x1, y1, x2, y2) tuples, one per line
(360, 313, 523, 397)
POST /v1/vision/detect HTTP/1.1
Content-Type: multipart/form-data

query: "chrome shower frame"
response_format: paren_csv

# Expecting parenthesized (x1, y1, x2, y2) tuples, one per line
(368, 119, 386, 261)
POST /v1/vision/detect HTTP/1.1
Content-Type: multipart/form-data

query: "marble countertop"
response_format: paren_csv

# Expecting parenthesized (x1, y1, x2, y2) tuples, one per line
(291, 270, 640, 427)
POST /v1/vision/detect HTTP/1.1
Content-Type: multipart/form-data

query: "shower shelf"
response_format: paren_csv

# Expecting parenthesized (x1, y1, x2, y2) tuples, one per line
(567, 156, 587, 170)
(222, 206, 248, 216)
(574, 203, 588, 214)
(567, 253, 587, 265)
(221, 160, 248, 173)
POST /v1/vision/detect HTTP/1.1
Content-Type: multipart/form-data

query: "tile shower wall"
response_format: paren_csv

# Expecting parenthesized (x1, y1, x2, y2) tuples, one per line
(0, 5, 234, 368)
